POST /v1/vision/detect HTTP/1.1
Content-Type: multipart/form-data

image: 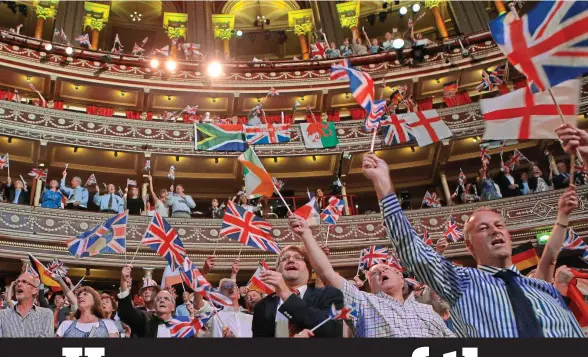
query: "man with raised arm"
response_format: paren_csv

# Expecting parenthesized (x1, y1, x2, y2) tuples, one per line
(289, 216, 453, 338)
(360, 152, 583, 338)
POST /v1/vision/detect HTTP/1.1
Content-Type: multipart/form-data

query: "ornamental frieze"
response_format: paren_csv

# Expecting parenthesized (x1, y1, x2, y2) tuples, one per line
(0, 187, 587, 268)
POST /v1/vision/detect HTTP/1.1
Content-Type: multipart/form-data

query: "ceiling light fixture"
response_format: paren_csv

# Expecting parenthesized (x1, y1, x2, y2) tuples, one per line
(7, 137, 12, 143)
(236, 30, 243, 37)
(215, 157, 219, 164)
(436, 78, 440, 84)
(176, 155, 180, 162)
(212, 97, 217, 103)
(312, 155, 317, 161)
(65, 46, 74, 55)
(167, 95, 172, 101)
(26, 76, 31, 82)
(73, 146, 78, 153)
(130, 11, 142, 22)
(392, 38, 405, 49)
(345, 93, 350, 99)
(114, 151, 119, 157)
(273, 156, 278, 163)
(399, 6, 408, 16)
(410, 146, 415, 152)
(121, 91, 125, 97)
(412, 3, 421, 13)
(74, 84, 79, 90)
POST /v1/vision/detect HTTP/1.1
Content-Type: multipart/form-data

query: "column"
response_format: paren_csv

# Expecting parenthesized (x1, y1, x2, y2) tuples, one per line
(83, 2, 110, 51)
(164, 12, 188, 59)
(54, 1, 85, 44)
(447, 0, 490, 35)
(143, 267, 154, 280)
(439, 172, 453, 206)
(425, 0, 448, 39)
(336, 2, 360, 41)
(34, 1, 59, 39)
(212, 15, 235, 59)
(317, 1, 344, 46)
(494, 0, 507, 15)
(288, 9, 314, 60)
(341, 183, 350, 216)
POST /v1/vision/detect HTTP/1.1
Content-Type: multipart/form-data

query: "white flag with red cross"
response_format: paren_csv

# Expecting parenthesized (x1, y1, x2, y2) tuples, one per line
(481, 79, 579, 140)
(402, 110, 453, 147)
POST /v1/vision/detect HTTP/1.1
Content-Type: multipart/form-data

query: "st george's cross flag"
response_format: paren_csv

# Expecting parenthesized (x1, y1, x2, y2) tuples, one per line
(142, 213, 186, 271)
(221, 201, 281, 254)
(246, 261, 275, 295)
(244, 124, 291, 145)
(481, 79, 579, 140)
(238, 148, 274, 198)
(489, 1, 588, 92)
(403, 110, 452, 147)
(66, 211, 128, 258)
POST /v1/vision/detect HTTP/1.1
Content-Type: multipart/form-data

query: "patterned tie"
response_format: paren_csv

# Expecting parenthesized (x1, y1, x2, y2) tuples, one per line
(108, 194, 113, 210)
(288, 289, 301, 337)
(494, 269, 544, 337)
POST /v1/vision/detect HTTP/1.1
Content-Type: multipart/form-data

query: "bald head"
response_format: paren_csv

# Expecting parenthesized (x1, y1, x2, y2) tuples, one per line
(154, 290, 175, 317)
(464, 208, 512, 268)
(14, 273, 40, 303)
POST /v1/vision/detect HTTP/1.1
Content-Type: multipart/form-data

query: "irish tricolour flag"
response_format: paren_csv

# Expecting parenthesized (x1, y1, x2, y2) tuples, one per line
(238, 148, 274, 198)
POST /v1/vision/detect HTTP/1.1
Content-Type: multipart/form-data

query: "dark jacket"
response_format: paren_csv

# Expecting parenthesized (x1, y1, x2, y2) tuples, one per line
(252, 285, 344, 337)
(4, 185, 30, 204)
(553, 172, 584, 189)
(527, 175, 552, 192)
(118, 293, 165, 338)
(496, 173, 520, 198)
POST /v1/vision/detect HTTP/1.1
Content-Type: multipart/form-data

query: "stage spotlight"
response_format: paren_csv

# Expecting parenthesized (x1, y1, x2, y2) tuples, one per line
(399, 6, 408, 16)
(392, 38, 405, 49)
(44, 43, 52, 51)
(65, 46, 73, 55)
(236, 30, 243, 37)
(412, 3, 421, 13)
(165, 59, 177, 72)
(207, 61, 222, 78)
(150, 58, 160, 69)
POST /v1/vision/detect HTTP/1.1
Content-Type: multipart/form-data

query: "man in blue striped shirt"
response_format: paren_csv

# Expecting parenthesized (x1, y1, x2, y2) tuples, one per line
(362, 153, 584, 338)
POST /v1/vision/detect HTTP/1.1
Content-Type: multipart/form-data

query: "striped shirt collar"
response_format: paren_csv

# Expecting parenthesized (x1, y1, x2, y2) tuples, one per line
(13, 303, 38, 316)
(477, 265, 521, 276)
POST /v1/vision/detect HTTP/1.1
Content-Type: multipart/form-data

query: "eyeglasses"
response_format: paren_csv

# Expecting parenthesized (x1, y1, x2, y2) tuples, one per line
(220, 283, 236, 290)
(15, 279, 37, 288)
(278, 254, 305, 263)
(155, 296, 173, 303)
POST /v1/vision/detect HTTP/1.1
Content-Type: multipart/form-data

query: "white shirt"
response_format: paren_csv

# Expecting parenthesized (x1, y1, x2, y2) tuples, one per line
(505, 174, 515, 185)
(155, 199, 169, 217)
(117, 289, 171, 338)
(56, 319, 119, 337)
(274, 285, 308, 337)
(275, 284, 308, 322)
(211, 306, 252, 338)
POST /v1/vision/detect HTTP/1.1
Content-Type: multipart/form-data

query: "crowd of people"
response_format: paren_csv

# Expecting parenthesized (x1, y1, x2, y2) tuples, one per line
(0, 123, 586, 338)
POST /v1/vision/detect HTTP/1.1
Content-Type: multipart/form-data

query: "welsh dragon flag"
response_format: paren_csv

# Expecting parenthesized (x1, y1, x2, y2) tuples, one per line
(300, 122, 339, 149)
(238, 148, 274, 198)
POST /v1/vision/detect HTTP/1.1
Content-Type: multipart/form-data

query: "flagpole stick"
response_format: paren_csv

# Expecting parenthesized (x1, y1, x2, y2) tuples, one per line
(324, 226, 331, 246)
(212, 238, 219, 256)
(369, 124, 379, 153)
(272, 182, 293, 215)
(309, 316, 333, 333)
(129, 244, 141, 265)
(237, 245, 243, 259)
(72, 276, 85, 291)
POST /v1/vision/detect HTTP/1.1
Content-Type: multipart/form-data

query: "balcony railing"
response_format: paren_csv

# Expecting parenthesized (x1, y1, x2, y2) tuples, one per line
(0, 186, 587, 270)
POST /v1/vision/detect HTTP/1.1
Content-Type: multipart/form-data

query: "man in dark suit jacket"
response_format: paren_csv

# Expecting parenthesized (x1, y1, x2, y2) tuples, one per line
(252, 245, 344, 337)
(553, 161, 585, 189)
(495, 166, 520, 198)
(4, 177, 29, 205)
(117, 265, 175, 337)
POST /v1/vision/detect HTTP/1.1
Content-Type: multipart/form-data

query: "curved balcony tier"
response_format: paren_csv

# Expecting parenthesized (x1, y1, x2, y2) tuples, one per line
(1, 75, 587, 157)
(1, 186, 587, 271)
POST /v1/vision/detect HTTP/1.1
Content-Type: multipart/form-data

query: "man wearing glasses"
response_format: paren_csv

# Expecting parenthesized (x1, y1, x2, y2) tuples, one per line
(200, 278, 253, 338)
(0, 273, 53, 337)
(117, 265, 175, 337)
(289, 214, 455, 338)
(251, 245, 344, 337)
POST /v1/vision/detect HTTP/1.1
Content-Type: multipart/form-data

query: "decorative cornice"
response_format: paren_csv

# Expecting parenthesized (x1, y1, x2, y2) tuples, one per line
(35, 1, 59, 20)
(336, 2, 360, 29)
(288, 9, 314, 36)
(0, 187, 587, 269)
(163, 12, 188, 40)
(212, 14, 235, 40)
(425, 0, 442, 9)
(83, 2, 110, 32)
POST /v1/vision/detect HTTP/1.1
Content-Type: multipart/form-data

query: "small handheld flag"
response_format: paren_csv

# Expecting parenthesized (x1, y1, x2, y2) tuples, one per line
(142, 213, 186, 270)
(28, 168, 47, 181)
(168, 165, 176, 181)
(85, 174, 97, 187)
(144, 160, 151, 172)
(0, 153, 9, 170)
(126, 178, 137, 187)
(311, 303, 358, 332)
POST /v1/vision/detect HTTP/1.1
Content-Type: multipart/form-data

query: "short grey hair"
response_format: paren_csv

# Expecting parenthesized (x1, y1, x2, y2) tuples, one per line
(72, 176, 82, 185)
(463, 206, 497, 242)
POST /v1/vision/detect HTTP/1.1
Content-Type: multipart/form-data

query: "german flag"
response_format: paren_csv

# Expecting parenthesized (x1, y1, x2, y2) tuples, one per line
(511, 242, 539, 275)
(28, 254, 61, 292)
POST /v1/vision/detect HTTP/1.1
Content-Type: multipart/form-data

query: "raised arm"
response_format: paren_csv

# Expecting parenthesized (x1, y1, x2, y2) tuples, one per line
(555, 123, 588, 166)
(117, 265, 148, 336)
(535, 186, 578, 282)
(362, 153, 467, 305)
(93, 185, 101, 206)
(230, 259, 239, 281)
(54, 275, 78, 315)
(148, 175, 159, 206)
(362, 27, 370, 45)
(289, 215, 345, 291)
(60, 172, 71, 196)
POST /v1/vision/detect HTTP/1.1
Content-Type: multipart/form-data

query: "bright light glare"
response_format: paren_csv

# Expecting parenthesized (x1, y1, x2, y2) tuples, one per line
(44, 43, 52, 51)
(399, 6, 408, 15)
(236, 30, 243, 37)
(165, 59, 177, 72)
(207, 62, 222, 78)
(392, 39, 405, 49)
(412, 3, 421, 12)
(150, 58, 160, 69)
(65, 46, 73, 55)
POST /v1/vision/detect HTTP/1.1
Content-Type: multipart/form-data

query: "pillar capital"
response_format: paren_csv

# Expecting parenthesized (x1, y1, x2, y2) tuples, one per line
(288, 9, 314, 36)
(34, 0, 59, 20)
(425, 0, 442, 9)
(163, 12, 188, 40)
(211, 14, 235, 40)
(336, 1, 360, 30)
(83, 2, 110, 31)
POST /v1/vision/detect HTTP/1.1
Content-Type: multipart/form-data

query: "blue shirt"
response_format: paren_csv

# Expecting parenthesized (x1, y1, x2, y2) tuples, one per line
(521, 181, 530, 195)
(381, 194, 583, 338)
(12, 189, 21, 204)
(166, 193, 196, 213)
(94, 192, 124, 213)
(175, 304, 189, 317)
(41, 190, 62, 209)
(60, 179, 88, 208)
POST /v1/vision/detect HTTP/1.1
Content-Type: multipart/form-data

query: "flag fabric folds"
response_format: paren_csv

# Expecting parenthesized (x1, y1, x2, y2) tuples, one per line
(85, 174, 97, 187)
(320, 196, 345, 225)
(443, 217, 463, 243)
(168, 313, 212, 338)
(66, 211, 128, 258)
(329, 303, 359, 320)
(142, 213, 186, 271)
(358, 245, 389, 272)
(422, 191, 441, 208)
(381, 114, 416, 146)
(195, 124, 248, 152)
(294, 197, 320, 226)
(28, 254, 62, 292)
(243, 124, 291, 145)
(299, 122, 339, 149)
(0, 153, 9, 169)
(221, 201, 281, 254)
(238, 148, 274, 198)
(512, 242, 540, 275)
(28, 168, 47, 181)
(489, 1, 588, 92)
(403, 110, 452, 147)
(481, 79, 579, 140)
(246, 261, 275, 295)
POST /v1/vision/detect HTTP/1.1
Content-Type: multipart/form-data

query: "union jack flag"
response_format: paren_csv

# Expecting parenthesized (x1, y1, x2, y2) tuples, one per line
(0, 153, 10, 170)
(183, 105, 199, 115)
(267, 87, 279, 97)
(476, 70, 502, 92)
(381, 114, 416, 146)
(422, 191, 441, 208)
(132, 43, 145, 56)
(126, 178, 137, 187)
(421, 228, 433, 246)
(66, 211, 128, 258)
(364, 99, 387, 131)
(387, 254, 404, 271)
(168, 312, 213, 338)
(329, 303, 359, 320)
(75, 33, 90, 46)
(85, 174, 97, 187)
(563, 227, 588, 251)
(154, 45, 170, 57)
(320, 196, 345, 225)
(243, 124, 291, 145)
(480, 146, 491, 168)
(330, 61, 375, 113)
(443, 217, 463, 243)
(505, 149, 529, 170)
(142, 213, 186, 270)
(28, 168, 47, 181)
(168, 165, 176, 181)
(271, 177, 284, 191)
(179, 258, 232, 306)
(358, 245, 388, 271)
(221, 201, 281, 254)
(489, 1, 588, 92)
(329, 58, 351, 81)
(311, 41, 327, 59)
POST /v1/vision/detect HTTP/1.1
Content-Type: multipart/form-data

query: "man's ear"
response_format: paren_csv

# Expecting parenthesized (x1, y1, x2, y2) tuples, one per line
(465, 238, 476, 261)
